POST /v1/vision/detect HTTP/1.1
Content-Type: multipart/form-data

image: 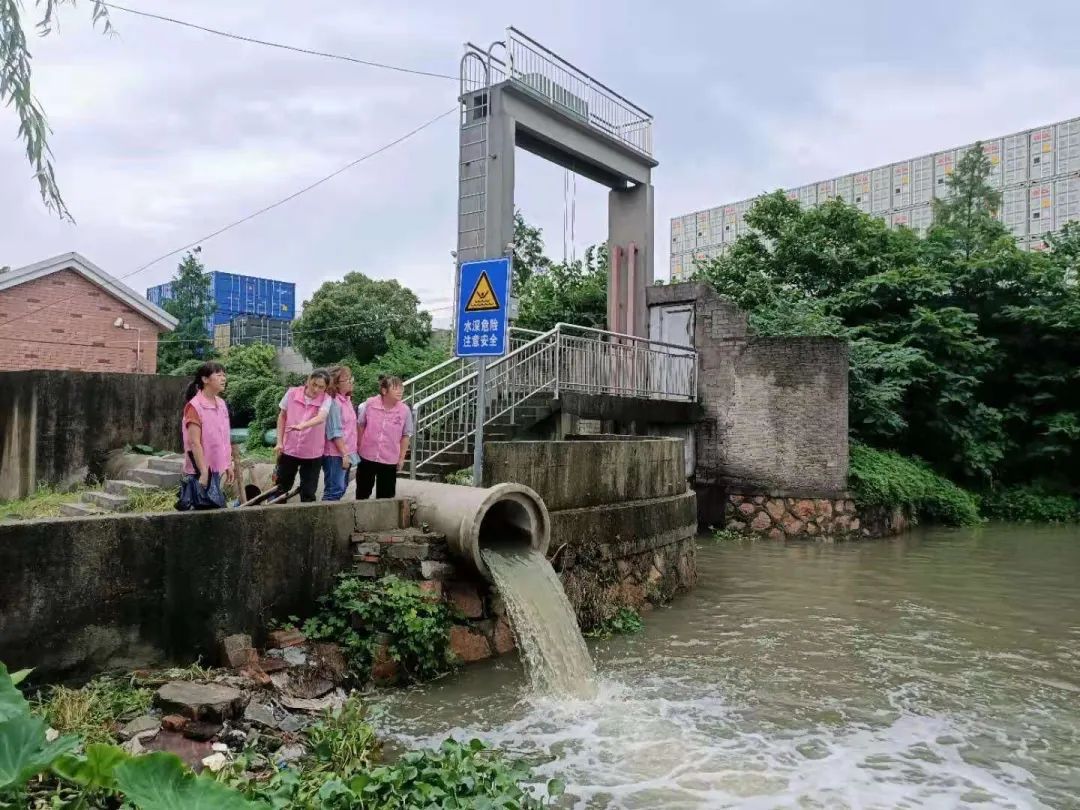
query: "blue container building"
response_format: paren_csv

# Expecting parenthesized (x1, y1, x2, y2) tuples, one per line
(147, 272, 295, 335)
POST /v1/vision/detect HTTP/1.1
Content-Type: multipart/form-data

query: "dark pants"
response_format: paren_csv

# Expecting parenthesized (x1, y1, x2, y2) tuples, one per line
(356, 457, 397, 500)
(275, 453, 322, 502)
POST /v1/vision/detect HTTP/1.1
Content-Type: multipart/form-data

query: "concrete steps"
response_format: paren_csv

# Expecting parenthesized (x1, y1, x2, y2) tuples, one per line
(59, 502, 106, 518)
(147, 456, 184, 473)
(82, 490, 130, 512)
(126, 468, 182, 488)
(105, 479, 157, 497)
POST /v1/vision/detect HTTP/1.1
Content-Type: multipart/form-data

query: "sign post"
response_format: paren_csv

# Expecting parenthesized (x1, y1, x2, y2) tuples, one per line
(454, 257, 511, 485)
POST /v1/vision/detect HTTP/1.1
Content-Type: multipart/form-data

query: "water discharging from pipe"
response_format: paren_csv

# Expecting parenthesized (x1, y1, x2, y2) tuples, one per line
(481, 546, 598, 699)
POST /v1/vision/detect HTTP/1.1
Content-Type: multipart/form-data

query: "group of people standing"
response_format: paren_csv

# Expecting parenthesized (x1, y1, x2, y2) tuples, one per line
(178, 361, 413, 510)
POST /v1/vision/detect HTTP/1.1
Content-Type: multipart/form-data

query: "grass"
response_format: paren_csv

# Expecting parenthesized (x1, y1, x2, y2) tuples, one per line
(240, 445, 276, 462)
(0, 484, 97, 521)
(131, 659, 217, 686)
(35, 675, 153, 744)
(123, 487, 177, 514)
(584, 607, 645, 639)
(710, 528, 744, 542)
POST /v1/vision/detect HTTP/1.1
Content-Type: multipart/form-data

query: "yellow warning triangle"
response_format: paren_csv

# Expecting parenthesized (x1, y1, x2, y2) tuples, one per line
(464, 270, 501, 311)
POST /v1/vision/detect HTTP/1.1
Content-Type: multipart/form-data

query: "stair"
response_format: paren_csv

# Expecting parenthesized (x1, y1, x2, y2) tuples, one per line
(59, 502, 106, 518)
(147, 456, 184, 473)
(105, 479, 157, 497)
(126, 468, 182, 488)
(82, 491, 130, 512)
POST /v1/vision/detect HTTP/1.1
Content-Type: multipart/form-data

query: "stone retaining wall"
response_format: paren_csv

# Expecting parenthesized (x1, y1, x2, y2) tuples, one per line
(485, 438, 698, 630)
(723, 490, 911, 540)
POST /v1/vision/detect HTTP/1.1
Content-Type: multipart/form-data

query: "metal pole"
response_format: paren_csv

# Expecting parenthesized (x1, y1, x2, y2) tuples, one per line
(553, 324, 561, 399)
(472, 359, 487, 485)
(410, 403, 420, 480)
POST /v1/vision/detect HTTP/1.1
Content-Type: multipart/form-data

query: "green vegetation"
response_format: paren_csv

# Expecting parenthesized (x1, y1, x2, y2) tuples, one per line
(122, 488, 177, 515)
(709, 528, 744, 542)
(698, 146, 1080, 520)
(3, 663, 559, 809)
(292, 273, 432, 366)
(848, 444, 980, 527)
(34, 675, 152, 746)
(0, 485, 93, 521)
(156, 251, 216, 373)
(584, 607, 644, 639)
(302, 575, 456, 683)
(980, 485, 1080, 523)
(222, 343, 281, 427)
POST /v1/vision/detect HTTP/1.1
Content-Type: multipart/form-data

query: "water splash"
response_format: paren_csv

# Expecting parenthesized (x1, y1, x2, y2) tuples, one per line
(482, 546, 597, 699)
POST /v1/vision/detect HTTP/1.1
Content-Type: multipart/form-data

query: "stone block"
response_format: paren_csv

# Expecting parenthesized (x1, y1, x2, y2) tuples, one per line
(155, 682, 245, 722)
(765, 500, 786, 522)
(445, 583, 484, 618)
(161, 715, 188, 733)
(371, 637, 400, 685)
(386, 542, 430, 561)
(266, 628, 305, 649)
(750, 511, 772, 532)
(781, 515, 804, 535)
(353, 562, 379, 578)
(119, 715, 160, 741)
(419, 580, 443, 600)
(219, 634, 256, 668)
(793, 500, 816, 520)
(814, 499, 833, 518)
(449, 625, 491, 663)
(353, 542, 380, 557)
(421, 561, 456, 580)
(492, 617, 515, 655)
(767, 528, 784, 541)
(738, 502, 756, 517)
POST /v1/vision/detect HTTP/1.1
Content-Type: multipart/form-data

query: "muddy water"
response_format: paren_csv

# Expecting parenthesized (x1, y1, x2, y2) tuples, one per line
(482, 546, 598, 699)
(379, 525, 1080, 808)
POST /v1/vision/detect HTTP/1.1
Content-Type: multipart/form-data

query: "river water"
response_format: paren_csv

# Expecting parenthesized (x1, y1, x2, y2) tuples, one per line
(379, 525, 1080, 808)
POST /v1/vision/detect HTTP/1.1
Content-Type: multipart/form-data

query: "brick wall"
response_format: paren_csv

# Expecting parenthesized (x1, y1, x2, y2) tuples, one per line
(0, 270, 162, 373)
(647, 282, 849, 505)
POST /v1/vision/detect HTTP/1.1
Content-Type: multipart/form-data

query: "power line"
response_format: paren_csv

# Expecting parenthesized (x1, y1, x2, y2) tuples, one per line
(102, 2, 458, 81)
(0, 106, 457, 330)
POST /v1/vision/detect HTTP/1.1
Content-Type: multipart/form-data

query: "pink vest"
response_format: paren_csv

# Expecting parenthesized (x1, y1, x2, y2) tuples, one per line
(358, 395, 410, 464)
(282, 386, 328, 459)
(182, 392, 232, 475)
(324, 394, 358, 457)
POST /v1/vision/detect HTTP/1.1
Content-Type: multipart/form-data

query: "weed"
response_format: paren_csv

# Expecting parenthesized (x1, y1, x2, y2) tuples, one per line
(585, 607, 644, 639)
(304, 695, 379, 777)
(122, 488, 176, 514)
(443, 468, 474, 486)
(0, 484, 96, 521)
(710, 527, 744, 542)
(34, 675, 152, 745)
(303, 575, 455, 683)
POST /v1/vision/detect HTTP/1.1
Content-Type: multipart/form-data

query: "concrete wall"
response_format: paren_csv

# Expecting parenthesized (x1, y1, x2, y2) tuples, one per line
(0, 499, 404, 679)
(646, 283, 850, 526)
(0, 370, 188, 500)
(0, 269, 164, 373)
(484, 438, 697, 627)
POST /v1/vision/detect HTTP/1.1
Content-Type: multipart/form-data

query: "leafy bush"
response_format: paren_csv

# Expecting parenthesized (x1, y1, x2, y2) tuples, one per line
(246, 384, 287, 450)
(221, 344, 282, 428)
(303, 575, 456, 682)
(584, 607, 644, 639)
(848, 443, 980, 526)
(980, 485, 1080, 523)
(165, 357, 206, 377)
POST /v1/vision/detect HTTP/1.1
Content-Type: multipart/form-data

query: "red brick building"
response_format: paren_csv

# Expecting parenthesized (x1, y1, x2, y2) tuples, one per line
(0, 253, 177, 373)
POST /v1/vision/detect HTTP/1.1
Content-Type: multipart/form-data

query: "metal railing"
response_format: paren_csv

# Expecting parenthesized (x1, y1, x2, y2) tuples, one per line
(459, 31, 654, 158)
(406, 324, 696, 476)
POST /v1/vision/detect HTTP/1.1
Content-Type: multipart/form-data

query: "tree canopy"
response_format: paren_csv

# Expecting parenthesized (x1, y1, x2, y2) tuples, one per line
(696, 144, 1080, 492)
(156, 251, 215, 374)
(291, 273, 432, 366)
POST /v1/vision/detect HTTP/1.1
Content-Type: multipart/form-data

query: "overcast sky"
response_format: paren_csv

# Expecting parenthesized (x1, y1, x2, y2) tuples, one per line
(4, 0, 1080, 328)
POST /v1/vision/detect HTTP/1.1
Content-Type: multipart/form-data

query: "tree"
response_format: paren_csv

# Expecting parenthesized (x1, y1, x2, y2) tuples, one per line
(222, 343, 281, 427)
(511, 210, 550, 290)
(696, 162, 1080, 492)
(515, 243, 608, 333)
(346, 336, 450, 400)
(1, 0, 112, 219)
(156, 251, 215, 374)
(292, 272, 432, 366)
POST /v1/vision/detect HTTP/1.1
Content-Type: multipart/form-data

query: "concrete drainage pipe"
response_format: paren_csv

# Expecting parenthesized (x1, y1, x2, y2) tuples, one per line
(395, 479, 550, 581)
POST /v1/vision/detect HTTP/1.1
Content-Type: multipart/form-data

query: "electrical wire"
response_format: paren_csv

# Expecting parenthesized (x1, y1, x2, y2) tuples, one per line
(101, 2, 458, 81)
(0, 106, 457, 330)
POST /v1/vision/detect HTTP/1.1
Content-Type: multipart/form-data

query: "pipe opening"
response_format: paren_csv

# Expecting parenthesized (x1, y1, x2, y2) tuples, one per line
(478, 498, 537, 553)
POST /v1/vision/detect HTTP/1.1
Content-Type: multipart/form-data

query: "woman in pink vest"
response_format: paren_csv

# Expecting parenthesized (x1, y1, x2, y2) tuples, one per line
(274, 368, 332, 502)
(321, 365, 359, 501)
(179, 361, 234, 508)
(356, 375, 414, 500)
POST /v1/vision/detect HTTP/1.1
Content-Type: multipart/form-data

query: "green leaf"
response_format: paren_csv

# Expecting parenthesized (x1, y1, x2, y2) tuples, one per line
(547, 777, 566, 797)
(53, 743, 129, 790)
(114, 752, 267, 810)
(0, 713, 80, 791)
(8, 669, 31, 687)
(0, 662, 30, 722)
